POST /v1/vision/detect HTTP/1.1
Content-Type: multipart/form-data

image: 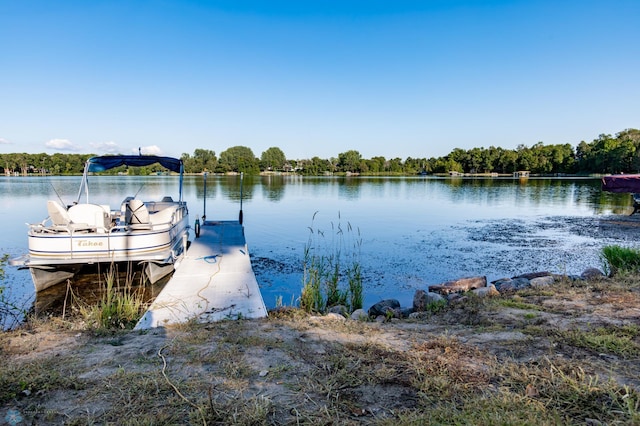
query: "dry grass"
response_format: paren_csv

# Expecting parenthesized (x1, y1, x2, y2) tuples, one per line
(1, 274, 640, 425)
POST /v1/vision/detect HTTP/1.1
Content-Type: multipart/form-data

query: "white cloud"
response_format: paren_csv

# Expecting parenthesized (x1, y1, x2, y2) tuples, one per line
(90, 141, 120, 154)
(0, 137, 10, 145)
(134, 145, 163, 156)
(45, 138, 81, 151)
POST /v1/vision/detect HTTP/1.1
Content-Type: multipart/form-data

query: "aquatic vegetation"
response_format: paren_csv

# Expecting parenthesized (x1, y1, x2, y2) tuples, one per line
(301, 212, 364, 313)
(78, 263, 147, 330)
(601, 245, 640, 275)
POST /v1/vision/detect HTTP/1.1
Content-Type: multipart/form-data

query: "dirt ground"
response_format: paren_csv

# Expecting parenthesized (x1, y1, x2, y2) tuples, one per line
(2, 272, 640, 425)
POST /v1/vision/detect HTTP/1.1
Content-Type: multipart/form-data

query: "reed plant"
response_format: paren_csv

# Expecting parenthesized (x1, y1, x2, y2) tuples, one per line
(301, 212, 364, 313)
(80, 263, 146, 330)
(346, 222, 363, 310)
(601, 244, 640, 275)
(0, 254, 29, 330)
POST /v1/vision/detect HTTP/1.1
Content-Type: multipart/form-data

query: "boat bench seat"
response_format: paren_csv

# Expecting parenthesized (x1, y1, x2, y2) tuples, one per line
(67, 203, 111, 233)
(145, 197, 175, 213)
(149, 205, 179, 229)
(45, 200, 108, 233)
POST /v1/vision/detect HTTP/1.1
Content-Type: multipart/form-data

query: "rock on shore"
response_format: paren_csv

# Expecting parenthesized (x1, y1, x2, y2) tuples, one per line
(342, 267, 606, 322)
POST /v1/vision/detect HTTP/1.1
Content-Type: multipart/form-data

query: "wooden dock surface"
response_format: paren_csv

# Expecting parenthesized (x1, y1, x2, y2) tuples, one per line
(135, 221, 267, 329)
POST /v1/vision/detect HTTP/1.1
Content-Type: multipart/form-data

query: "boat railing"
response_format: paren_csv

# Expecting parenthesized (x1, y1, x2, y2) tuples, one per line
(29, 200, 187, 235)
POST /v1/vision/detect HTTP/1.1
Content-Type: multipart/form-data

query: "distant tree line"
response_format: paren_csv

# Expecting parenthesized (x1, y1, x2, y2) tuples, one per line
(1, 129, 638, 176)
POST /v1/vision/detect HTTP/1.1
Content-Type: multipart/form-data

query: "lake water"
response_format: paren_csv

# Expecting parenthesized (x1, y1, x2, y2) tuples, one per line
(1, 174, 636, 325)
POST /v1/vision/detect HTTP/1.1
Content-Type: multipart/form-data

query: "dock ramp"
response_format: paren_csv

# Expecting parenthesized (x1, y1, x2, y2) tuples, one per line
(135, 221, 267, 329)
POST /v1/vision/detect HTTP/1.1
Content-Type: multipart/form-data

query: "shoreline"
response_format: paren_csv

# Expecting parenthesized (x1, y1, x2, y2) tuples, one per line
(2, 271, 639, 424)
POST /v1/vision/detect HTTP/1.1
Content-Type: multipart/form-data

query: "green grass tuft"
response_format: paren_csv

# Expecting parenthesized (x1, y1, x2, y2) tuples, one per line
(601, 245, 640, 275)
(79, 264, 147, 330)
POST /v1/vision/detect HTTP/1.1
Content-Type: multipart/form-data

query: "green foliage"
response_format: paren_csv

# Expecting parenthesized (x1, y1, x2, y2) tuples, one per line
(578, 130, 640, 174)
(0, 254, 29, 330)
(347, 262, 363, 311)
(0, 152, 92, 175)
(217, 146, 260, 174)
(557, 325, 640, 359)
(425, 299, 448, 314)
(601, 245, 640, 275)
(337, 150, 363, 173)
(80, 265, 146, 330)
(181, 149, 217, 173)
(300, 213, 364, 313)
(497, 298, 543, 311)
(260, 147, 287, 171)
(298, 156, 333, 175)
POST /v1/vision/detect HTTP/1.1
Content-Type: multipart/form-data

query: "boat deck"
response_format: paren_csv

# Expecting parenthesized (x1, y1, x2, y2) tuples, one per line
(135, 220, 267, 329)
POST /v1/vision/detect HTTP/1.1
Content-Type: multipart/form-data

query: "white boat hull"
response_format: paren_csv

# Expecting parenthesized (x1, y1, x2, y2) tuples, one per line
(28, 219, 188, 263)
(22, 209, 189, 292)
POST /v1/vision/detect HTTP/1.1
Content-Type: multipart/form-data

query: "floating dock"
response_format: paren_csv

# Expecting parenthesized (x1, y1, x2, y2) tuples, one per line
(135, 220, 267, 329)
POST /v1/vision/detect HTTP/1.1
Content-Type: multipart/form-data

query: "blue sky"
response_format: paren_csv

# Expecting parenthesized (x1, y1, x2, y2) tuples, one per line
(1, 0, 638, 160)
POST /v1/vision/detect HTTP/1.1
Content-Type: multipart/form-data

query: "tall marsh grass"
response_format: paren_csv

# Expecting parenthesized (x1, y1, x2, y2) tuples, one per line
(79, 263, 147, 330)
(601, 245, 640, 275)
(301, 212, 364, 313)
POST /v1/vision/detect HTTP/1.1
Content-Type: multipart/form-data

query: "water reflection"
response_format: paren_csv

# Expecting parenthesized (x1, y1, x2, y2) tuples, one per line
(191, 174, 218, 199)
(338, 177, 362, 200)
(261, 175, 286, 201)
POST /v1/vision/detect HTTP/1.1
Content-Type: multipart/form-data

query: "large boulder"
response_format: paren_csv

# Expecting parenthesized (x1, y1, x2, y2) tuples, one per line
(413, 289, 446, 311)
(328, 305, 349, 317)
(429, 276, 487, 295)
(368, 299, 401, 317)
(530, 275, 555, 288)
(514, 271, 552, 280)
(493, 277, 530, 292)
(581, 268, 606, 280)
(472, 284, 500, 297)
(350, 309, 369, 321)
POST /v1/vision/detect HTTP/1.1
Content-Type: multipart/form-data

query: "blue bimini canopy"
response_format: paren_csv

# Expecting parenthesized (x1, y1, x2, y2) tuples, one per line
(87, 155, 183, 174)
(79, 155, 185, 203)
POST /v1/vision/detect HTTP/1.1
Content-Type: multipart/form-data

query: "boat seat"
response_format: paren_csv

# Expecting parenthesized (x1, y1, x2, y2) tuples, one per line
(68, 203, 111, 233)
(126, 199, 151, 229)
(149, 205, 179, 230)
(145, 200, 178, 213)
(46, 200, 94, 232)
(47, 200, 72, 226)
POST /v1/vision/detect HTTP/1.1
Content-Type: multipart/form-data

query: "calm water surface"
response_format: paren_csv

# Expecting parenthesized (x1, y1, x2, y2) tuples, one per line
(0, 174, 636, 323)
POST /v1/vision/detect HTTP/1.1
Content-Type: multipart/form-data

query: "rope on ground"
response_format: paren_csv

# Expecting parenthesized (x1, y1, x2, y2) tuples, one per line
(197, 253, 223, 306)
(196, 255, 220, 263)
(195, 230, 225, 307)
(158, 342, 207, 426)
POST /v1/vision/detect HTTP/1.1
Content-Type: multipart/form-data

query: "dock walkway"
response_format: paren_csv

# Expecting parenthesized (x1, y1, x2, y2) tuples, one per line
(135, 220, 267, 329)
